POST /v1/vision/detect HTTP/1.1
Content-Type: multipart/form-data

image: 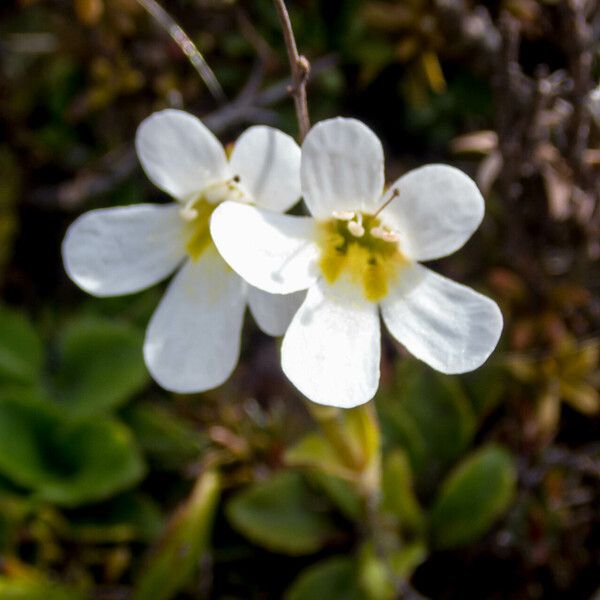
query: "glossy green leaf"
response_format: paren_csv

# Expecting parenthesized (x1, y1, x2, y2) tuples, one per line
(429, 445, 517, 549)
(134, 470, 220, 600)
(53, 317, 148, 416)
(0, 393, 145, 506)
(226, 472, 336, 555)
(0, 305, 43, 386)
(286, 556, 365, 600)
(381, 450, 425, 533)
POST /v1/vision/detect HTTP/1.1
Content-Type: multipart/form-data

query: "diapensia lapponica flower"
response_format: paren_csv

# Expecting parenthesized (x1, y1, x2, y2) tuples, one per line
(210, 117, 503, 408)
(62, 109, 303, 393)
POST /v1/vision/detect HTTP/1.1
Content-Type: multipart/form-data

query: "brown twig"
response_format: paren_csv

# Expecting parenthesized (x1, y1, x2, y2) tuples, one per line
(272, 0, 311, 140)
(561, 0, 593, 182)
(203, 54, 336, 134)
(30, 55, 337, 210)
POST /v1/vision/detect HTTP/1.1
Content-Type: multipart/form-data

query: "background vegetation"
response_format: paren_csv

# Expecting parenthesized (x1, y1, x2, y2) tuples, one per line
(0, 0, 599, 598)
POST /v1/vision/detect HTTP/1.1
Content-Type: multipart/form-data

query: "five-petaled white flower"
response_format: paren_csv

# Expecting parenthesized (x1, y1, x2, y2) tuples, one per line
(210, 117, 503, 408)
(62, 109, 303, 393)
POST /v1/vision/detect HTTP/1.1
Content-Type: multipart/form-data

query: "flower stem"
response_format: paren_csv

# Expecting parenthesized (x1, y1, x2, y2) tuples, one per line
(272, 0, 311, 141)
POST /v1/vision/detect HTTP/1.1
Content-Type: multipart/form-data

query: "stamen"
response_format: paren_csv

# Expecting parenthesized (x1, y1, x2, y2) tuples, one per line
(203, 184, 222, 204)
(347, 220, 365, 237)
(180, 201, 199, 221)
(373, 187, 400, 217)
(370, 226, 400, 243)
(332, 210, 355, 221)
(203, 177, 247, 204)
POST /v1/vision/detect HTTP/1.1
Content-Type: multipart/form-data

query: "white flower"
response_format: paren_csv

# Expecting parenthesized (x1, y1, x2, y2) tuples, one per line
(62, 109, 304, 393)
(210, 117, 503, 408)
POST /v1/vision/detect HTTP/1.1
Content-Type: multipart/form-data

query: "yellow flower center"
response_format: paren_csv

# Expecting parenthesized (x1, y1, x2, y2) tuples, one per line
(317, 212, 407, 302)
(182, 177, 248, 260)
(183, 198, 216, 260)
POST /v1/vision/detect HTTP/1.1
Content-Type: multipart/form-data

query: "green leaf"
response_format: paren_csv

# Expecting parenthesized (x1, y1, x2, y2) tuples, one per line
(226, 472, 336, 555)
(381, 450, 425, 533)
(0, 305, 43, 386)
(379, 359, 476, 488)
(123, 403, 207, 470)
(358, 543, 395, 600)
(285, 432, 355, 481)
(53, 317, 148, 416)
(134, 470, 220, 600)
(389, 541, 428, 580)
(0, 576, 85, 600)
(67, 493, 163, 544)
(0, 393, 145, 506)
(286, 556, 365, 600)
(429, 445, 517, 549)
(309, 471, 362, 522)
(357, 541, 428, 599)
(461, 363, 506, 419)
(380, 405, 428, 475)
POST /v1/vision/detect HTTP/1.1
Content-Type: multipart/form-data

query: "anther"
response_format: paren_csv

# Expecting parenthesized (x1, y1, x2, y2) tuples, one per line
(232, 175, 241, 183)
(370, 226, 400, 243)
(180, 201, 199, 221)
(347, 221, 365, 237)
(332, 210, 355, 221)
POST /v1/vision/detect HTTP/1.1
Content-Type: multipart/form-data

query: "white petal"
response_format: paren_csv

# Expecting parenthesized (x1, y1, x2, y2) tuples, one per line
(144, 252, 246, 393)
(281, 279, 380, 408)
(229, 126, 301, 212)
(380, 164, 484, 261)
(247, 286, 305, 337)
(136, 109, 229, 201)
(62, 204, 185, 297)
(210, 201, 319, 294)
(381, 263, 502, 374)
(301, 118, 385, 219)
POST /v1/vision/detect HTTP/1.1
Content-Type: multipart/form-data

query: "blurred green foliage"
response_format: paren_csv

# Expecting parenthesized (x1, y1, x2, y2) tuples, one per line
(134, 470, 220, 600)
(0, 0, 599, 598)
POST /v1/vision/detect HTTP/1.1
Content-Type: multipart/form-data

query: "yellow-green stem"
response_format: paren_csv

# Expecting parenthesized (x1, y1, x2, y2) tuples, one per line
(305, 401, 382, 496)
